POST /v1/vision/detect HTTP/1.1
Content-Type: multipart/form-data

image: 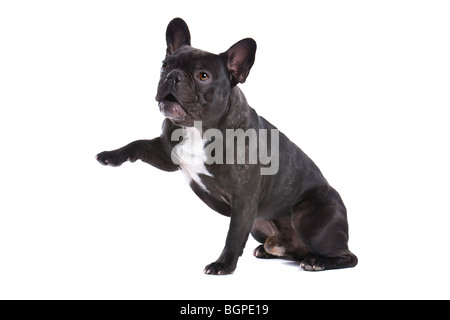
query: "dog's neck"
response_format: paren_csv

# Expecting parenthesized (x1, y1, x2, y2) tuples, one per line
(216, 86, 254, 131)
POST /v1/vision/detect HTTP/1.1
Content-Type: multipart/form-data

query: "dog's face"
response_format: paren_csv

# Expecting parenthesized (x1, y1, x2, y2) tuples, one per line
(155, 18, 257, 127)
(156, 45, 231, 127)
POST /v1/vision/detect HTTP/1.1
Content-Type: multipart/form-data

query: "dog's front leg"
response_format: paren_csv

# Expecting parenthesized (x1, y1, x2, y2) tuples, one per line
(204, 199, 257, 275)
(96, 138, 178, 172)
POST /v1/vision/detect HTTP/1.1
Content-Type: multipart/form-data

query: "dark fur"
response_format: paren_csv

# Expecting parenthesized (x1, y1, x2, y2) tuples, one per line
(97, 18, 357, 274)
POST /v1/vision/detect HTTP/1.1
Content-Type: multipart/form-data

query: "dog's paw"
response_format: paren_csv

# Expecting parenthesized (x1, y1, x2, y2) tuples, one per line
(253, 245, 276, 259)
(203, 262, 235, 275)
(300, 256, 325, 271)
(96, 151, 128, 167)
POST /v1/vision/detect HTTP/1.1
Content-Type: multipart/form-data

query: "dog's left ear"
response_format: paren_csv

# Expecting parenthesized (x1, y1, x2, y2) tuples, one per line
(220, 38, 257, 86)
(166, 18, 191, 57)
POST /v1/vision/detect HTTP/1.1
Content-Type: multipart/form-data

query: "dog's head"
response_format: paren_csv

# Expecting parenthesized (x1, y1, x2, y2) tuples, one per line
(155, 18, 256, 127)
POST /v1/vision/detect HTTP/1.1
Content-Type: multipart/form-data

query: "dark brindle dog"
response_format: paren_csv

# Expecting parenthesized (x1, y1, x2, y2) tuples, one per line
(97, 18, 357, 274)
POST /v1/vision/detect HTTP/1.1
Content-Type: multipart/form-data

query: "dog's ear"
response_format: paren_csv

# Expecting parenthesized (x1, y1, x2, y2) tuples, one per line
(220, 38, 257, 86)
(166, 18, 191, 57)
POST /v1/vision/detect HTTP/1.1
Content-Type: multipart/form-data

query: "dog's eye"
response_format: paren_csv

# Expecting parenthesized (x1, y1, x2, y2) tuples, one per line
(197, 72, 209, 81)
(161, 62, 168, 70)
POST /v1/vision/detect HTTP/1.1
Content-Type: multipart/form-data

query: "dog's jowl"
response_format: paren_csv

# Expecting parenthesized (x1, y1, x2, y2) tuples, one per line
(96, 18, 358, 274)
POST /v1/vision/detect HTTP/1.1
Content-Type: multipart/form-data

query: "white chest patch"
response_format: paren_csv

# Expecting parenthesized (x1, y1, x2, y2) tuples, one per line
(171, 126, 213, 192)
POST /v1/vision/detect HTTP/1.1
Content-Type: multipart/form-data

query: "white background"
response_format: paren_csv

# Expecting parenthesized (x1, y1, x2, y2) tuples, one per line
(1, 0, 449, 299)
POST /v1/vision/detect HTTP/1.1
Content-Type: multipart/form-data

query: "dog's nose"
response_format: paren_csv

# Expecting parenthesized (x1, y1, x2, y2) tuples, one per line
(166, 71, 182, 84)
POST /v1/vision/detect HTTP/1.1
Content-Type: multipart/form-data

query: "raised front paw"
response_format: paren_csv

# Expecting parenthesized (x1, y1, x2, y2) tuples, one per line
(203, 262, 235, 275)
(96, 150, 128, 167)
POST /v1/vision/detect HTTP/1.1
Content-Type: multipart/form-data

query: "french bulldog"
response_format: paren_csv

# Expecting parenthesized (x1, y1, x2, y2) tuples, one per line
(96, 18, 357, 274)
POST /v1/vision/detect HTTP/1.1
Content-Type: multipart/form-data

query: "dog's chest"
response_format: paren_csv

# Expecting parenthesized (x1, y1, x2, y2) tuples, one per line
(172, 127, 212, 192)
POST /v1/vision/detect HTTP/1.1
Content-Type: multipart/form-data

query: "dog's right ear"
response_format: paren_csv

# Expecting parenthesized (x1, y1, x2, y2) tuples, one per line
(166, 18, 191, 57)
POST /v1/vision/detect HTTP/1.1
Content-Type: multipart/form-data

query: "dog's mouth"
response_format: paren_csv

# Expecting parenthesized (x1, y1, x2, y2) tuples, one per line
(164, 93, 178, 103)
(158, 93, 189, 120)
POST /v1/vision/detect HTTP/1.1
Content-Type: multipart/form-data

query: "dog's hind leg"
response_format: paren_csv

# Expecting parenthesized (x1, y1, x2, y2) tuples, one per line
(251, 218, 310, 260)
(251, 220, 278, 259)
(290, 186, 358, 271)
